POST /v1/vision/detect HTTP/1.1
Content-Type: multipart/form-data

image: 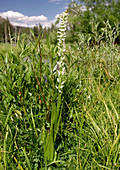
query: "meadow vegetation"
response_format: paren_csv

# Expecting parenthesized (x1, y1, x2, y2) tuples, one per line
(0, 22, 120, 169)
(0, 43, 18, 56)
(0, 0, 120, 169)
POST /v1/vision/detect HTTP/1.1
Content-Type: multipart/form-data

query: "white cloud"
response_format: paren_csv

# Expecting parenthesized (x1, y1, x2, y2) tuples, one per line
(11, 22, 28, 27)
(42, 13, 60, 28)
(0, 11, 24, 19)
(0, 11, 53, 28)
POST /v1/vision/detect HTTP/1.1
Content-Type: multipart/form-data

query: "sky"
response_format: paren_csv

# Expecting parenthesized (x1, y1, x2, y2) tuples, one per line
(0, 0, 72, 28)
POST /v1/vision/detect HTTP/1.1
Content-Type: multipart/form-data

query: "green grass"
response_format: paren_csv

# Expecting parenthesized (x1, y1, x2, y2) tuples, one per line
(0, 43, 18, 55)
(0, 32, 120, 169)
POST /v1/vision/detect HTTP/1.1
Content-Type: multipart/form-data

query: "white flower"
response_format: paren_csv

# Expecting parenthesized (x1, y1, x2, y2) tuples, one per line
(61, 67, 65, 75)
(53, 64, 57, 72)
(57, 78, 60, 82)
(56, 10, 68, 93)
(57, 70, 60, 76)
(58, 89, 62, 93)
(88, 95, 91, 99)
(61, 56, 65, 60)
(58, 52, 61, 56)
(55, 86, 58, 89)
(57, 61, 62, 66)
(61, 81, 65, 85)
(60, 85, 64, 89)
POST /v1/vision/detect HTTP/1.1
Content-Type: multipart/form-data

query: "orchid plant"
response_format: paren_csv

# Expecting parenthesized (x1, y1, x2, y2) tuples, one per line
(55, 10, 68, 93)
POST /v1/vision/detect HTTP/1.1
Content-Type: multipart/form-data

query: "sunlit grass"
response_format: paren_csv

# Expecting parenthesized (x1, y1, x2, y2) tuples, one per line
(0, 43, 18, 55)
(0, 30, 120, 169)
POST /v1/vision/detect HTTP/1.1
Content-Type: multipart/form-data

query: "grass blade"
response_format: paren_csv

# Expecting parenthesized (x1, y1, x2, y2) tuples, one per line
(31, 107, 38, 138)
(22, 147, 31, 170)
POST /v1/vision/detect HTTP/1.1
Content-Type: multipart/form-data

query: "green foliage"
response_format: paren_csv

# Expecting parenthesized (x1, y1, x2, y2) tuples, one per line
(33, 25, 39, 37)
(0, 19, 120, 170)
(67, 0, 120, 44)
(0, 43, 19, 56)
(49, 30, 58, 44)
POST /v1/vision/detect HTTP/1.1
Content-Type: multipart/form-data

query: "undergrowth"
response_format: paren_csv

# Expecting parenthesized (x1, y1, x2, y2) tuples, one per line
(0, 22, 120, 170)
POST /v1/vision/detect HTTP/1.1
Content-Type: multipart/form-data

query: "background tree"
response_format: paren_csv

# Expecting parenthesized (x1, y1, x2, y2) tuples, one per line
(0, 17, 14, 43)
(39, 23, 43, 33)
(33, 25, 39, 37)
(66, 0, 120, 43)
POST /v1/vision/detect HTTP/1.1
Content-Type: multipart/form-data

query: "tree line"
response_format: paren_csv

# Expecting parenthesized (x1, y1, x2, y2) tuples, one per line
(66, 0, 120, 44)
(0, 16, 58, 44)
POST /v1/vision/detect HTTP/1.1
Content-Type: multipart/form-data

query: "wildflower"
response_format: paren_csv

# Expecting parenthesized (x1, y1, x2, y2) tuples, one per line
(55, 10, 68, 93)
